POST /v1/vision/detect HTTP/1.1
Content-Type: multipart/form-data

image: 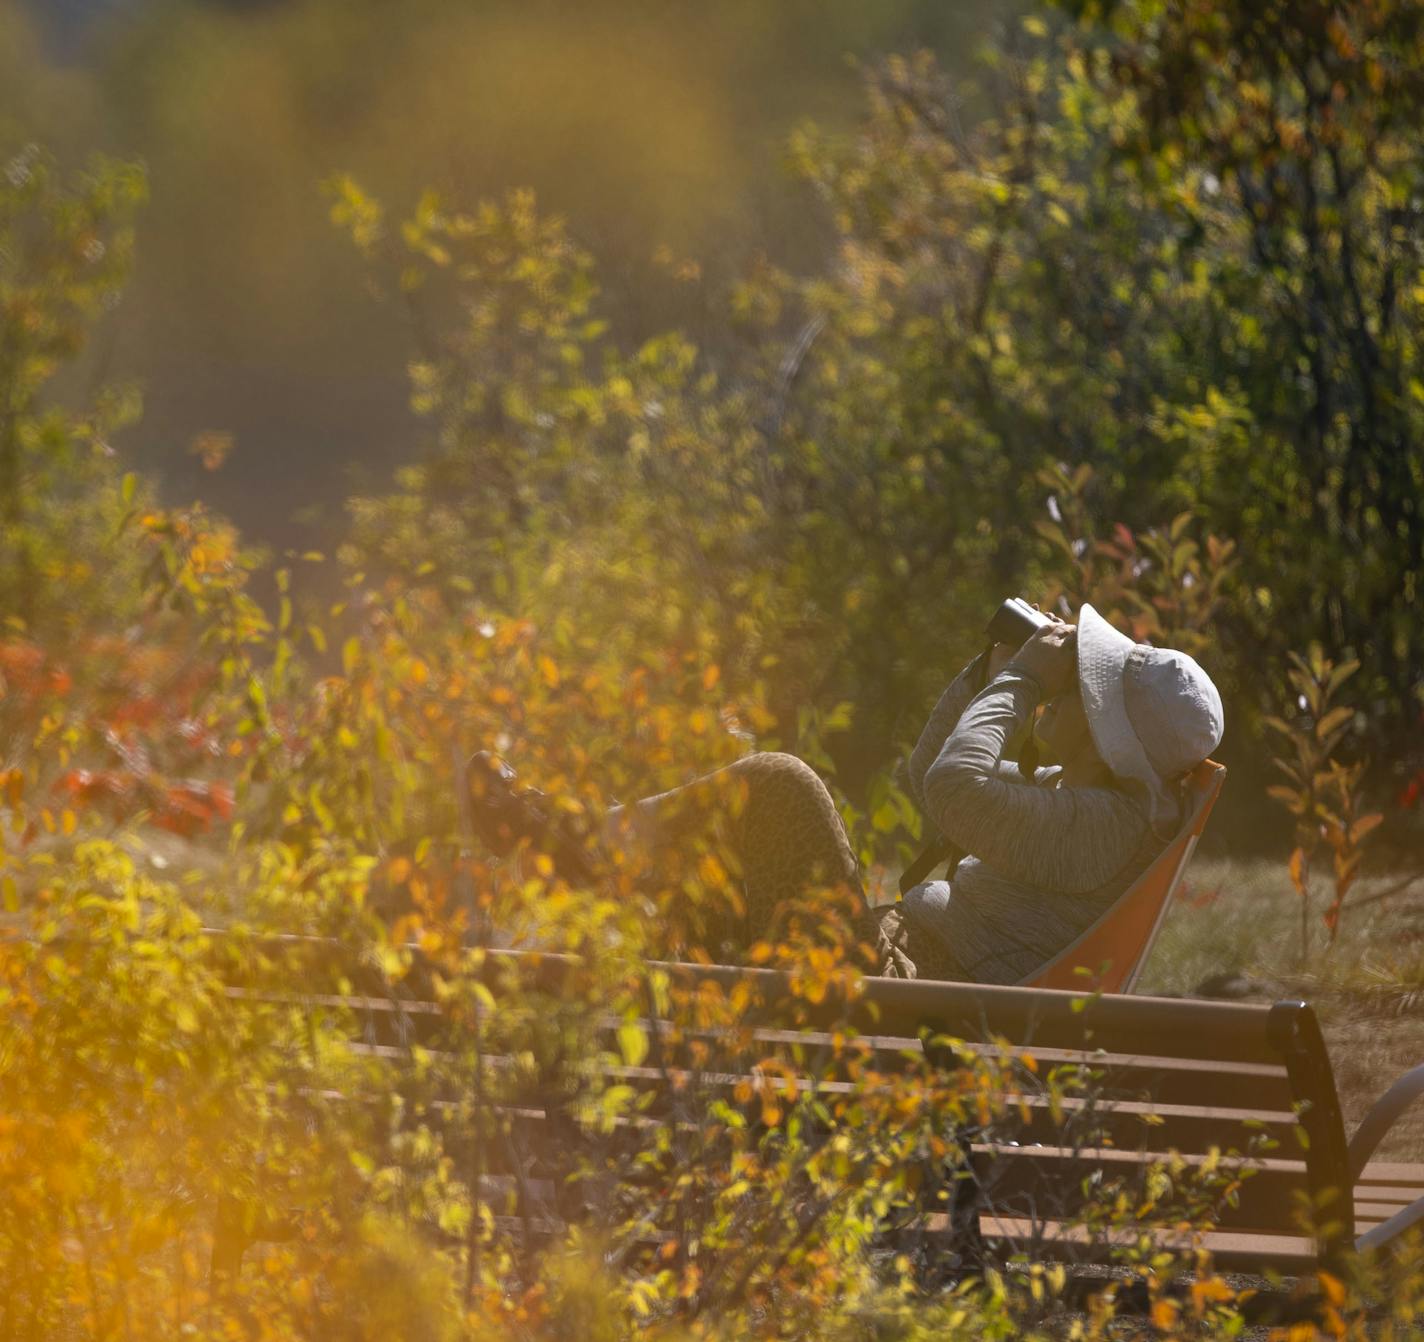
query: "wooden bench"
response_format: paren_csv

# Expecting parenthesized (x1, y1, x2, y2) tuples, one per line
(214, 934, 1424, 1303)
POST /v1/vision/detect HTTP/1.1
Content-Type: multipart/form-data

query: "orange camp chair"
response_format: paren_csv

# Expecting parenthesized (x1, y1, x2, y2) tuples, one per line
(1023, 760, 1226, 994)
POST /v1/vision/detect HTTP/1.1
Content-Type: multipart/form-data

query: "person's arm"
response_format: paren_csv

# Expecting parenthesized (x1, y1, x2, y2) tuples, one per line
(906, 651, 990, 822)
(922, 630, 1146, 894)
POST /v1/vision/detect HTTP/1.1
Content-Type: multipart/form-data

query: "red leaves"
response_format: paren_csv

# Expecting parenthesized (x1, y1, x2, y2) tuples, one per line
(57, 768, 132, 806)
(152, 780, 234, 837)
(0, 639, 69, 704)
(54, 767, 235, 837)
(4, 629, 239, 844)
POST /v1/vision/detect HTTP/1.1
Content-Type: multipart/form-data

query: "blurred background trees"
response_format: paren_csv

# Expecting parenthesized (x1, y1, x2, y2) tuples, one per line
(4, 0, 1424, 847)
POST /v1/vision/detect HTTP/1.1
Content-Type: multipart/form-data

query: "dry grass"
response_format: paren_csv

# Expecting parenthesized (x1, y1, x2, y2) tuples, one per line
(1140, 855, 1424, 1161)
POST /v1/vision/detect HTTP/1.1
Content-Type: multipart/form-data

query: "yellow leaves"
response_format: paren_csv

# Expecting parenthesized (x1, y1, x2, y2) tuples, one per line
(539, 656, 561, 689)
(325, 172, 385, 254)
(617, 1019, 649, 1067)
(55, 1111, 89, 1151)
(47, 1160, 86, 1201)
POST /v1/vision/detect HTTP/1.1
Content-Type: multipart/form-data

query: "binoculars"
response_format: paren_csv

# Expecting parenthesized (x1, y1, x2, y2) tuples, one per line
(986, 597, 1055, 647)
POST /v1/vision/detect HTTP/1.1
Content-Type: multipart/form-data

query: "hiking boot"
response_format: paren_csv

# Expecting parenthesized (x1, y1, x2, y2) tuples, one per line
(464, 751, 599, 883)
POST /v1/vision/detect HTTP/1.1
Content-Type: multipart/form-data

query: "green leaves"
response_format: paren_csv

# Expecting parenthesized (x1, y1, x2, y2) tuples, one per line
(1265, 648, 1380, 952)
(0, 148, 150, 635)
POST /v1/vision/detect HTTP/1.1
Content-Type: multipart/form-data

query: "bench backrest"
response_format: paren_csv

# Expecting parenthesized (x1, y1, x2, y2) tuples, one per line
(623, 964, 1351, 1272)
(1025, 760, 1226, 994)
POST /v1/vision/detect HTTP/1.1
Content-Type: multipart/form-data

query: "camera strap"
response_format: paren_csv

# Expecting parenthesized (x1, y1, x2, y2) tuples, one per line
(897, 835, 961, 896)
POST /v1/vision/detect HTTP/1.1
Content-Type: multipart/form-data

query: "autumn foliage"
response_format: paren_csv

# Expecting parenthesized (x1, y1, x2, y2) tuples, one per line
(8, 0, 1424, 1335)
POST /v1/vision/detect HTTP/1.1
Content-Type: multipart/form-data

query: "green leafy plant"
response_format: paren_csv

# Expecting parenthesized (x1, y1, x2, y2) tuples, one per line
(1033, 462, 1238, 665)
(1264, 650, 1384, 956)
(0, 146, 148, 636)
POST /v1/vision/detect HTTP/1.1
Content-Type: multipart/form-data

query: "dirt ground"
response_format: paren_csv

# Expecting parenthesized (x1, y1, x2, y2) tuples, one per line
(1316, 1012, 1424, 1162)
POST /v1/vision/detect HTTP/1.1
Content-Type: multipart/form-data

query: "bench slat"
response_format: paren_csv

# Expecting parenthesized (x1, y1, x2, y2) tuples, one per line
(228, 988, 1301, 1116)
(969, 1143, 1320, 1235)
(327, 1034, 1303, 1162)
(216, 943, 1289, 1064)
(978, 1216, 1318, 1275)
(1357, 1160, 1424, 1186)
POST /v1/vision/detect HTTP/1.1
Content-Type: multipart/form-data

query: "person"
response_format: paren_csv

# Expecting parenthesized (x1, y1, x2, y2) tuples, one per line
(869, 604, 1223, 982)
(474, 604, 1223, 983)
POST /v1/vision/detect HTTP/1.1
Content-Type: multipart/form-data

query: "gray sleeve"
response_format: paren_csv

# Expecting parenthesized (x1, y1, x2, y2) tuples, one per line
(907, 653, 990, 826)
(922, 666, 1148, 894)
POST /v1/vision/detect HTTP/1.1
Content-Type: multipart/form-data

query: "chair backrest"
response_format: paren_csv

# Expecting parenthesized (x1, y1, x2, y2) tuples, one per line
(1023, 760, 1226, 995)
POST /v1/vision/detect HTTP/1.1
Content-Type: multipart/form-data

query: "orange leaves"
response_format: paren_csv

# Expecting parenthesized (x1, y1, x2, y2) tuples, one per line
(188, 429, 234, 473)
(0, 767, 24, 808)
(1150, 1296, 1180, 1331)
(387, 855, 413, 885)
(1288, 845, 1308, 899)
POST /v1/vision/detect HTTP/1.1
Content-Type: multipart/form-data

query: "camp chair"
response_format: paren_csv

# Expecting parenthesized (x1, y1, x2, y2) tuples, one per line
(1024, 759, 1225, 994)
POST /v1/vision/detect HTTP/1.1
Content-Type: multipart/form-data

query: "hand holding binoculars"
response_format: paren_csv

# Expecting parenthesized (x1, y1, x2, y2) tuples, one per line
(985, 596, 1055, 647)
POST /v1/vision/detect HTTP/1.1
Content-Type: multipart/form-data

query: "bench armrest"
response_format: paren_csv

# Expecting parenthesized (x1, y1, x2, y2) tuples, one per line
(1347, 1061, 1424, 1183)
(1347, 1062, 1424, 1253)
(1356, 1196, 1424, 1253)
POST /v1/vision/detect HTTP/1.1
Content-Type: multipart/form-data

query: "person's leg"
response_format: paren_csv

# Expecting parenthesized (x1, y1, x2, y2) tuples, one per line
(860, 904, 969, 980)
(608, 752, 865, 957)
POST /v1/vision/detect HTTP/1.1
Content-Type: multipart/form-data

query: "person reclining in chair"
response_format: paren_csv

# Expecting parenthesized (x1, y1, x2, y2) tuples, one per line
(870, 604, 1223, 982)
(472, 604, 1223, 982)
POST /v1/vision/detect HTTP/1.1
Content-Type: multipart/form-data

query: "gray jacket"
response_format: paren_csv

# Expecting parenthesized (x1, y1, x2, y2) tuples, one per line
(901, 655, 1173, 984)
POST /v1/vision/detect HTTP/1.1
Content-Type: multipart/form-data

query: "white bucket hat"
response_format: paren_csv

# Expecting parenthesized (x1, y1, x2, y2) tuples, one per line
(1076, 604, 1224, 836)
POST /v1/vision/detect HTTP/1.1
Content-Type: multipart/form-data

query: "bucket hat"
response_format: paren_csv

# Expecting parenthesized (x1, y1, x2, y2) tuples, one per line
(1075, 604, 1223, 835)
